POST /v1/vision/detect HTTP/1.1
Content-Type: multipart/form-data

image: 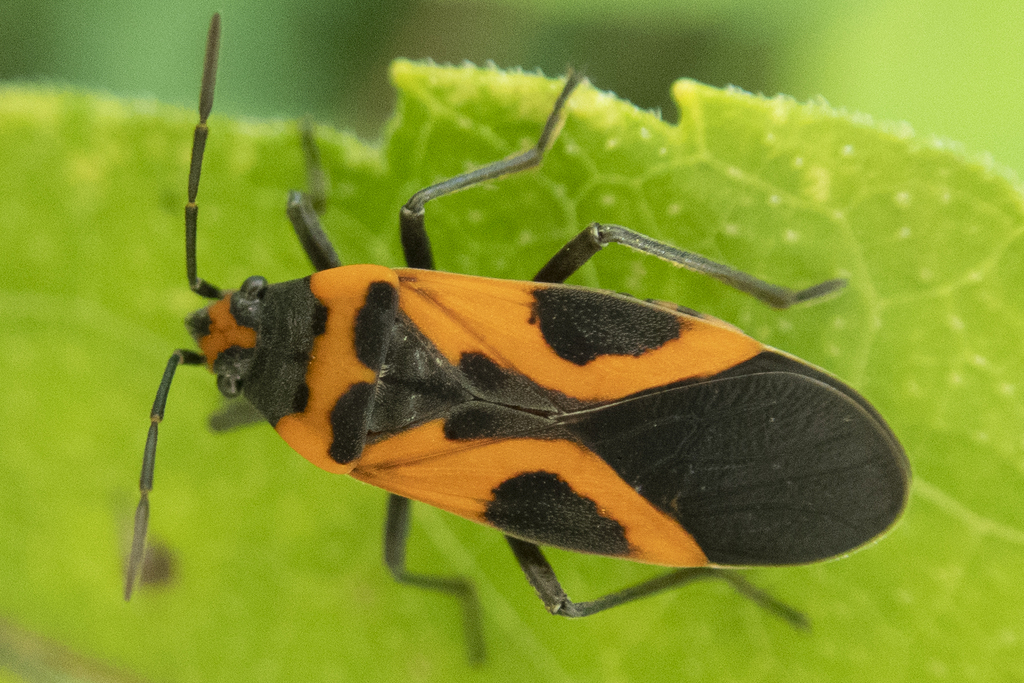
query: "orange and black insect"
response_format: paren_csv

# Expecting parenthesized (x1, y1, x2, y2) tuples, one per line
(126, 14, 910, 662)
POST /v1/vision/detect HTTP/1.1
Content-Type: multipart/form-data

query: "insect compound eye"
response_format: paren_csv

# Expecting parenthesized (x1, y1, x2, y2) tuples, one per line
(239, 275, 268, 300)
(212, 345, 255, 397)
(217, 373, 243, 397)
(231, 276, 267, 330)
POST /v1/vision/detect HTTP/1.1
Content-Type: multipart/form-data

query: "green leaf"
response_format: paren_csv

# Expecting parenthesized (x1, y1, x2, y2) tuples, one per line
(1, 60, 1021, 681)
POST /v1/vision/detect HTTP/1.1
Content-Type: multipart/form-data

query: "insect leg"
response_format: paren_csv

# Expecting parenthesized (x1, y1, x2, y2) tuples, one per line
(284, 122, 343, 272)
(383, 495, 486, 664)
(213, 126, 338, 431)
(381, 73, 589, 656)
(533, 222, 846, 309)
(398, 71, 585, 270)
(286, 191, 342, 272)
(299, 118, 329, 214)
(505, 537, 809, 629)
(206, 396, 266, 432)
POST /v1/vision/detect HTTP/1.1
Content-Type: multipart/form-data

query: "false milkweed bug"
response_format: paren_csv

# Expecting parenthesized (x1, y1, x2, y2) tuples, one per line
(125, 13, 910, 664)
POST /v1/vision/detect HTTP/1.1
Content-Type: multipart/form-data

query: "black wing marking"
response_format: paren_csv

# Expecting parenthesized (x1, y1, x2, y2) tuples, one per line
(557, 365, 909, 566)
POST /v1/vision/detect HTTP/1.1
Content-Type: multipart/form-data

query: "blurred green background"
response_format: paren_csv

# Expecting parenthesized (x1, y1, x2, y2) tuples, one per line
(3, 0, 1024, 680)
(4, 0, 1024, 164)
